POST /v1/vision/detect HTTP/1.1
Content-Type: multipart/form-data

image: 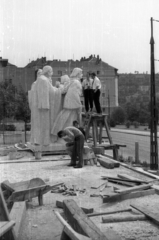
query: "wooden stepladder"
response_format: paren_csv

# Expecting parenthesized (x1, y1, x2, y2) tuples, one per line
(0, 187, 16, 240)
(83, 113, 112, 147)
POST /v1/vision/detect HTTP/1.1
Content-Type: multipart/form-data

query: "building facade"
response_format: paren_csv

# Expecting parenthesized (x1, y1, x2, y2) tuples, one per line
(0, 55, 119, 114)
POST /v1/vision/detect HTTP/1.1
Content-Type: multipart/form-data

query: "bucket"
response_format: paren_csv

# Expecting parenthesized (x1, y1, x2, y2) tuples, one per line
(35, 151, 42, 160)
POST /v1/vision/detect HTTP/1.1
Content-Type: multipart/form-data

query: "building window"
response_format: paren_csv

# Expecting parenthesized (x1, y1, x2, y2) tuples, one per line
(58, 70, 62, 76)
(102, 93, 105, 97)
(97, 70, 100, 75)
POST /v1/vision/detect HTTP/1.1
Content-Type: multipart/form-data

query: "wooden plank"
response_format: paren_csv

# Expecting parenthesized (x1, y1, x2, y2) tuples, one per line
(0, 221, 15, 237)
(97, 154, 120, 167)
(151, 185, 159, 194)
(98, 158, 114, 169)
(119, 162, 159, 180)
(131, 204, 159, 225)
(101, 176, 143, 185)
(87, 208, 132, 217)
(103, 189, 155, 203)
(56, 201, 94, 214)
(102, 214, 146, 223)
(117, 173, 147, 184)
(10, 201, 26, 240)
(114, 183, 152, 194)
(54, 211, 91, 240)
(63, 199, 121, 240)
(98, 155, 120, 168)
(106, 178, 136, 187)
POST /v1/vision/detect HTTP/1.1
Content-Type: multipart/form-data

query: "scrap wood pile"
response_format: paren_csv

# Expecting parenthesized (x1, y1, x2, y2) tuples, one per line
(55, 198, 159, 240)
(91, 173, 157, 203)
(51, 184, 86, 196)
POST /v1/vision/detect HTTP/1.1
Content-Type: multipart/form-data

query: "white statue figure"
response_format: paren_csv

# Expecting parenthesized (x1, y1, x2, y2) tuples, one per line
(51, 68, 83, 136)
(28, 69, 42, 108)
(29, 65, 62, 147)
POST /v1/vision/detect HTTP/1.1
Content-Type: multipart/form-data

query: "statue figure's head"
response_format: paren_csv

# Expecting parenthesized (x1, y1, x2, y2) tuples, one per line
(42, 66, 53, 78)
(70, 68, 83, 80)
(61, 75, 70, 85)
(37, 69, 42, 78)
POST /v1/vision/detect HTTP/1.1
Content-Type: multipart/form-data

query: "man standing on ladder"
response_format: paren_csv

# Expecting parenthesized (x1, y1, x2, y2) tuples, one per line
(91, 73, 102, 114)
(82, 72, 94, 114)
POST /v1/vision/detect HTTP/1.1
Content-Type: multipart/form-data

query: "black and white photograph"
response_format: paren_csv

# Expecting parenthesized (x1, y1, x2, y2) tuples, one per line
(1, 0, 159, 239)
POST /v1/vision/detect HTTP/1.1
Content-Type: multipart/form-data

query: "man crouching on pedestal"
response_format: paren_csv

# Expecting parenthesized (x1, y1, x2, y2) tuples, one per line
(57, 126, 85, 168)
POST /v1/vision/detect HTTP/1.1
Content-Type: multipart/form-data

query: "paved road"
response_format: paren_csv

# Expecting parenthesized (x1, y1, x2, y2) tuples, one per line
(109, 129, 154, 163)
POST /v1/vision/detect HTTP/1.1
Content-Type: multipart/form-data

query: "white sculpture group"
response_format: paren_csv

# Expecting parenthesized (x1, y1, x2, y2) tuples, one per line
(28, 66, 83, 149)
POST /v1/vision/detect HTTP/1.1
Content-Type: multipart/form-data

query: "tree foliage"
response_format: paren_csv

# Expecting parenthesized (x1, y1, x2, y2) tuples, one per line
(111, 106, 125, 124)
(0, 80, 30, 123)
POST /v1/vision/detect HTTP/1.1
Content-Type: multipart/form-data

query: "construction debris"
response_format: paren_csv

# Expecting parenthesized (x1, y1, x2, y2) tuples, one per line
(51, 184, 86, 196)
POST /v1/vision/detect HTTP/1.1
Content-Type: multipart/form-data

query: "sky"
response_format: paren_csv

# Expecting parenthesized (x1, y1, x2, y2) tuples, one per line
(1, 0, 159, 73)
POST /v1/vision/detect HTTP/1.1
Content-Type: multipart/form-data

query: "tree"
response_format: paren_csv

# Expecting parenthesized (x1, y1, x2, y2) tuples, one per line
(124, 102, 140, 122)
(0, 80, 17, 120)
(111, 106, 126, 124)
(15, 87, 31, 142)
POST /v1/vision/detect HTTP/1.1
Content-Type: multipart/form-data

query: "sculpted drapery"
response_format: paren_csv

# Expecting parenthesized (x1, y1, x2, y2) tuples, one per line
(29, 66, 62, 146)
(51, 68, 83, 136)
(29, 67, 83, 146)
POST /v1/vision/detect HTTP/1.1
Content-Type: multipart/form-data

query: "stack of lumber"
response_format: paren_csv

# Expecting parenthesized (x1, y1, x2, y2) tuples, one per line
(99, 173, 157, 203)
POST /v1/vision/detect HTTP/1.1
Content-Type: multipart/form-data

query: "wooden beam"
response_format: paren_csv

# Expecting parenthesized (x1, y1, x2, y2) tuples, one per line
(87, 208, 132, 217)
(97, 154, 121, 166)
(63, 199, 121, 240)
(10, 201, 26, 240)
(117, 173, 148, 184)
(151, 185, 159, 194)
(54, 211, 91, 240)
(102, 214, 146, 223)
(106, 178, 136, 187)
(131, 204, 159, 225)
(56, 201, 94, 214)
(103, 189, 155, 203)
(97, 158, 114, 169)
(98, 155, 120, 167)
(118, 162, 159, 180)
(114, 183, 152, 194)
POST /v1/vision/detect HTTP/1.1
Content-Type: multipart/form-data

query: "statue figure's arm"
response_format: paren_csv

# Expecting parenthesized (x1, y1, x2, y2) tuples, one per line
(61, 81, 71, 94)
(37, 79, 50, 109)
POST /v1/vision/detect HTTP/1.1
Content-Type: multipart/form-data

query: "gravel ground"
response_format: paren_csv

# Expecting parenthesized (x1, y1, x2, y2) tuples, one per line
(1, 155, 159, 240)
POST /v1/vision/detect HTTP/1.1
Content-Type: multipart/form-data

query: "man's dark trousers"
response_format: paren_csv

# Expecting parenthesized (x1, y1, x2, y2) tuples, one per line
(84, 89, 93, 112)
(93, 89, 102, 113)
(72, 134, 84, 167)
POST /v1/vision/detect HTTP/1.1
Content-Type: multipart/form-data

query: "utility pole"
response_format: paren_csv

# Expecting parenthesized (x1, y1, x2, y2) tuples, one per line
(150, 17, 158, 170)
(107, 90, 110, 127)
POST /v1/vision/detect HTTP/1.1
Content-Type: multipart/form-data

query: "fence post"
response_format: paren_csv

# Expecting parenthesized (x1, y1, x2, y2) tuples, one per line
(135, 142, 139, 164)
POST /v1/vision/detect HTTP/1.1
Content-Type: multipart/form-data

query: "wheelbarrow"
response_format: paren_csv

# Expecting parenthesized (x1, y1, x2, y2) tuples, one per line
(1, 178, 64, 206)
